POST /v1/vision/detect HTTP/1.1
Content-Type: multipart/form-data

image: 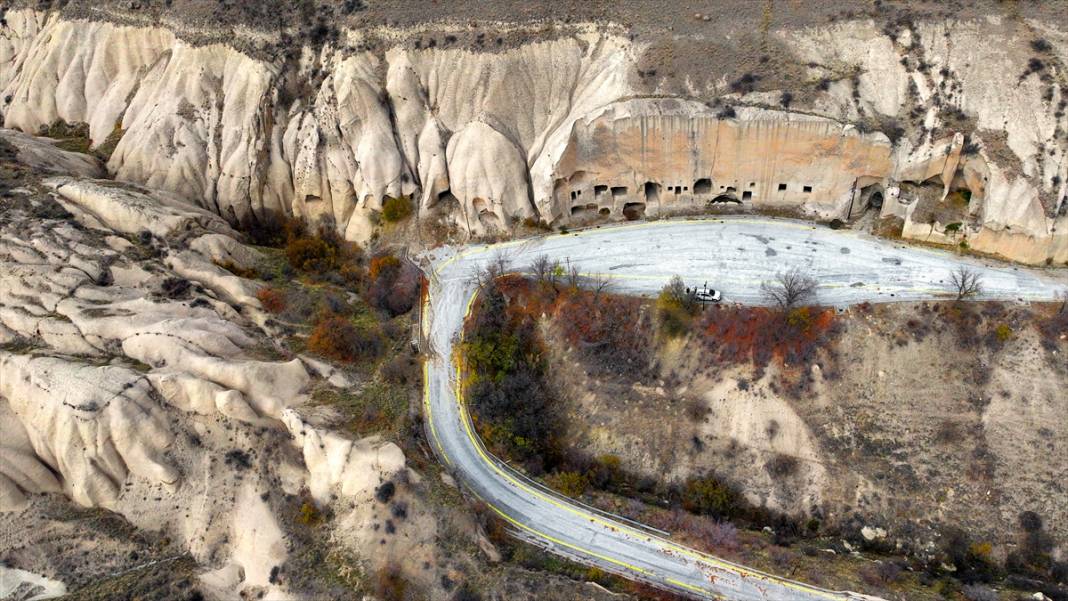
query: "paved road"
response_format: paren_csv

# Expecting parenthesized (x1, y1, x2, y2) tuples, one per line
(419, 217, 1066, 601)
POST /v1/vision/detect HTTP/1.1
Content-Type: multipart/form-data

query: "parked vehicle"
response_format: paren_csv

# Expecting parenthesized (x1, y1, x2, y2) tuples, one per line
(691, 283, 722, 303)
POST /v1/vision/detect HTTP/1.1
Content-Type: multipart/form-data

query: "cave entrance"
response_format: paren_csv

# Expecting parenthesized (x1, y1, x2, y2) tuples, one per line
(853, 183, 885, 219)
(437, 189, 458, 205)
(570, 203, 600, 219)
(709, 192, 741, 205)
(594, 185, 608, 202)
(622, 202, 646, 220)
(643, 181, 661, 203)
(694, 178, 712, 195)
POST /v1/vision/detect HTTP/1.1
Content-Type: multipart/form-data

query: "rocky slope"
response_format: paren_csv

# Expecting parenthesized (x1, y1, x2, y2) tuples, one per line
(0, 129, 429, 600)
(0, 4, 1065, 263)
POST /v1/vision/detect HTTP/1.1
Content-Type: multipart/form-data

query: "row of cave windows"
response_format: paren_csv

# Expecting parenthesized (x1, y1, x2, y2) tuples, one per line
(569, 180, 814, 201)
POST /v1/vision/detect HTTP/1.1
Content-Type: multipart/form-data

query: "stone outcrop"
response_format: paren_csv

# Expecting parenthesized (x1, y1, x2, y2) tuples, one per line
(0, 140, 419, 599)
(0, 8, 1064, 263)
(550, 100, 893, 222)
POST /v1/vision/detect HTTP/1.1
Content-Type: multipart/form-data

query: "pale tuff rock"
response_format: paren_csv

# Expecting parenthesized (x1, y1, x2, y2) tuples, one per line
(0, 353, 179, 510)
(447, 120, 535, 235)
(0, 129, 103, 178)
(892, 133, 964, 196)
(146, 370, 263, 424)
(0, 399, 61, 512)
(164, 249, 264, 309)
(0, 565, 67, 600)
(700, 375, 828, 514)
(188, 232, 263, 271)
(281, 409, 406, 502)
(2, 9, 1063, 261)
(199, 483, 292, 600)
(549, 100, 893, 222)
(1, 161, 423, 598)
(44, 176, 236, 238)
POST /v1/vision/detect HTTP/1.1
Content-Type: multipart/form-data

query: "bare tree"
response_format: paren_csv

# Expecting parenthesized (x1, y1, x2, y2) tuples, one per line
(948, 265, 983, 301)
(589, 273, 613, 302)
(531, 254, 561, 293)
(474, 253, 510, 290)
(563, 258, 582, 291)
(761, 268, 818, 310)
(1057, 289, 1068, 314)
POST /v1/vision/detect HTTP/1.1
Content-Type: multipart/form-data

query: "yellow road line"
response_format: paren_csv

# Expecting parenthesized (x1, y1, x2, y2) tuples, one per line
(422, 286, 846, 600)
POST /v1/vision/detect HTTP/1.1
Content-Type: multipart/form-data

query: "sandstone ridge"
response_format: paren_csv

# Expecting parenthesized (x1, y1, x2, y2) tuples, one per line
(1, 8, 1065, 264)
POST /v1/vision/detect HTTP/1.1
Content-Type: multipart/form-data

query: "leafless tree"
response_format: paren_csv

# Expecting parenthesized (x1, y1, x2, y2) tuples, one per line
(474, 252, 510, 290)
(1057, 289, 1068, 314)
(531, 254, 561, 293)
(761, 268, 818, 310)
(588, 273, 613, 302)
(948, 265, 983, 301)
(563, 258, 582, 291)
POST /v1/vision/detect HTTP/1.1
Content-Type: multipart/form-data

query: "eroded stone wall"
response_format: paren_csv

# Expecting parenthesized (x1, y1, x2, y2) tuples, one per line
(1, 8, 1065, 263)
(551, 100, 894, 222)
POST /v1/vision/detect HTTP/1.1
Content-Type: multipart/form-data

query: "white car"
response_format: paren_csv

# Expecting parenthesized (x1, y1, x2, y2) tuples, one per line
(694, 285, 722, 303)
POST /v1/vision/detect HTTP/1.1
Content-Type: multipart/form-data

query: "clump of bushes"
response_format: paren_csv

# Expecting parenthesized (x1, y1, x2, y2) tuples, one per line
(657, 275, 702, 338)
(297, 501, 322, 526)
(381, 195, 413, 223)
(764, 454, 799, 478)
(544, 471, 589, 498)
(366, 253, 421, 316)
(256, 286, 287, 313)
(554, 284, 652, 376)
(39, 121, 92, 154)
(215, 260, 258, 279)
(680, 473, 741, 519)
(729, 72, 761, 94)
(245, 212, 305, 247)
(286, 236, 338, 273)
(465, 276, 561, 474)
(373, 564, 407, 601)
(306, 314, 382, 363)
(250, 214, 365, 284)
(1031, 38, 1053, 53)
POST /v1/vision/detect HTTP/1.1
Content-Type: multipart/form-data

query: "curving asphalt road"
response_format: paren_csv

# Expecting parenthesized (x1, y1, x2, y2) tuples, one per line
(419, 217, 1067, 601)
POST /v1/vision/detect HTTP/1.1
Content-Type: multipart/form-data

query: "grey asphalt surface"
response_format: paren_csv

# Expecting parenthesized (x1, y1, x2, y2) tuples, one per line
(419, 217, 1067, 601)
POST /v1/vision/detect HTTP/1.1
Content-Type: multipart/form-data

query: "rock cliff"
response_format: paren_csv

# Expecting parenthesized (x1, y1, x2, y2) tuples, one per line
(0, 7, 1065, 263)
(0, 130, 425, 600)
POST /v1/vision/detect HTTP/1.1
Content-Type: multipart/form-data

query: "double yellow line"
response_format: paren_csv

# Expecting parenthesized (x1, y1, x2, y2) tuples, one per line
(420, 277, 851, 600)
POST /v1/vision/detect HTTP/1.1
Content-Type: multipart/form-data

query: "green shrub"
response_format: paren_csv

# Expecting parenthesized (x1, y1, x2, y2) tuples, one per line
(381, 196, 413, 222)
(681, 474, 739, 518)
(545, 471, 589, 498)
(39, 121, 91, 154)
(945, 222, 963, 232)
(657, 276, 701, 338)
(297, 501, 322, 526)
(994, 323, 1013, 342)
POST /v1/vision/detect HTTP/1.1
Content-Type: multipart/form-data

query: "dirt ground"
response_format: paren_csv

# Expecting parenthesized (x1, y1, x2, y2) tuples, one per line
(547, 299, 1068, 565)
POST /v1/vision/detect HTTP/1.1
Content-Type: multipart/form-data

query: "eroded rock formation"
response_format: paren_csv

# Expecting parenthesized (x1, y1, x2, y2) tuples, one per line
(1, 8, 1065, 263)
(0, 137, 426, 599)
